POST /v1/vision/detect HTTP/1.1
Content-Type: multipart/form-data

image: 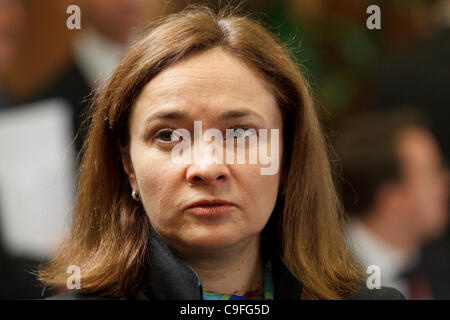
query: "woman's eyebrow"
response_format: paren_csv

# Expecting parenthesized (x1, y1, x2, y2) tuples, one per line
(144, 108, 266, 125)
(145, 110, 189, 124)
(217, 109, 267, 122)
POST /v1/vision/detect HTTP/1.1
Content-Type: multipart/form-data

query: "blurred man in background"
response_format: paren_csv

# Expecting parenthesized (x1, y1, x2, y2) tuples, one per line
(0, 0, 158, 299)
(372, 0, 450, 299)
(0, 0, 45, 299)
(334, 108, 449, 299)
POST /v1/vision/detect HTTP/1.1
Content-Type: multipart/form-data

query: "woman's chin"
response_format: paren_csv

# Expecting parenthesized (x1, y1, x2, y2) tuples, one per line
(188, 235, 239, 251)
(177, 230, 246, 253)
(162, 223, 261, 255)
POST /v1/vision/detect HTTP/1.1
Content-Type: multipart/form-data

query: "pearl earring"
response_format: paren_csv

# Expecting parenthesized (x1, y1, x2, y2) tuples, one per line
(131, 189, 140, 201)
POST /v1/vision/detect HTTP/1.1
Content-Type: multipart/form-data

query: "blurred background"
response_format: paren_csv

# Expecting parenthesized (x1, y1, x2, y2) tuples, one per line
(0, 0, 448, 299)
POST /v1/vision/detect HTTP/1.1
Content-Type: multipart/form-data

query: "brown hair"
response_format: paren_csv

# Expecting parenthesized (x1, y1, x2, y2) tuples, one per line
(38, 4, 363, 299)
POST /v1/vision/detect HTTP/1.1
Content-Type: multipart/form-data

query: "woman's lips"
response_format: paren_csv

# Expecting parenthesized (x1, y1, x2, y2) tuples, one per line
(185, 200, 236, 217)
(188, 204, 233, 217)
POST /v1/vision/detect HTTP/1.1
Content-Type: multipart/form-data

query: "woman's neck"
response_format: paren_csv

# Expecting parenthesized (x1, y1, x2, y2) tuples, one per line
(175, 234, 265, 297)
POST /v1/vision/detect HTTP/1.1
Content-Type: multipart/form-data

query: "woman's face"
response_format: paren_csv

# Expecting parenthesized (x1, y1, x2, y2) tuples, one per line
(125, 47, 283, 255)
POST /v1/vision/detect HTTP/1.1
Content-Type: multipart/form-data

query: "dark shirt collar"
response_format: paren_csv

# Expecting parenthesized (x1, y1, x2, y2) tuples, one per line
(138, 222, 303, 300)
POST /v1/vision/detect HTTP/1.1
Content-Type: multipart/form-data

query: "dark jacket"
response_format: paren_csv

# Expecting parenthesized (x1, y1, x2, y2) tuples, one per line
(47, 223, 404, 300)
(25, 59, 91, 155)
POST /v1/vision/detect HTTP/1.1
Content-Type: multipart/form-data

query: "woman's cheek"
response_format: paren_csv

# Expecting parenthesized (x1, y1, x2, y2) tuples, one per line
(236, 164, 275, 202)
(252, 169, 281, 211)
(140, 163, 181, 207)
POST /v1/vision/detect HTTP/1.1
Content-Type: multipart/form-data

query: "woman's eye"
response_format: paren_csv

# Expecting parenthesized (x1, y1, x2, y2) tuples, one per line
(226, 126, 257, 139)
(154, 129, 180, 143)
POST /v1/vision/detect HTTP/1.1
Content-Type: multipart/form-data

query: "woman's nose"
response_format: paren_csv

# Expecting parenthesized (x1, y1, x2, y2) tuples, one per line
(186, 162, 230, 186)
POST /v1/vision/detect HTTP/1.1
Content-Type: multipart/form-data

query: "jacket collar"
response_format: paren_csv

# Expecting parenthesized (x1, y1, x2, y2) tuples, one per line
(138, 222, 303, 300)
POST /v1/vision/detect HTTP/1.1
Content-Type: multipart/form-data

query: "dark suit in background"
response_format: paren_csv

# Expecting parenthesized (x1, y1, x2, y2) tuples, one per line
(27, 59, 91, 156)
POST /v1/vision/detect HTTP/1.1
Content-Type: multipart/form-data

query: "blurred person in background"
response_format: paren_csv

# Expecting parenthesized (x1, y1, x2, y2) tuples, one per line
(0, 0, 46, 299)
(27, 0, 157, 154)
(373, 0, 450, 299)
(333, 108, 449, 299)
(0, 0, 153, 298)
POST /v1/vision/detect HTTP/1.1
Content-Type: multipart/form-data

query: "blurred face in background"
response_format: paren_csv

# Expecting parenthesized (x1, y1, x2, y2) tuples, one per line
(0, 0, 25, 71)
(396, 127, 449, 241)
(83, 0, 153, 45)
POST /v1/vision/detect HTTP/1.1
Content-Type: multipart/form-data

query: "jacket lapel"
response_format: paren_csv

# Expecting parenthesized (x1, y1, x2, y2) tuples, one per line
(137, 221, 303, 300)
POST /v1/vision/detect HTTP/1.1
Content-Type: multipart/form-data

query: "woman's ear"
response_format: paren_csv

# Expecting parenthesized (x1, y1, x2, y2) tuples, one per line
(120, 147, 138, 191)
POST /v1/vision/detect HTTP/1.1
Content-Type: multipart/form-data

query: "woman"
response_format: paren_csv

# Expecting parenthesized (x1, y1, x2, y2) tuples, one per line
(40, 5, 402, 300)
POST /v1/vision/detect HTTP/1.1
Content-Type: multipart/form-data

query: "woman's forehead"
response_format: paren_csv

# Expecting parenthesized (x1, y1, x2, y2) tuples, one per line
(132, 47, 280, 123)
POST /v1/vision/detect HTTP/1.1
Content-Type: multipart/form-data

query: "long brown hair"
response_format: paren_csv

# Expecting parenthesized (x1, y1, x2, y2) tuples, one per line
(38, 4, 363, 299)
